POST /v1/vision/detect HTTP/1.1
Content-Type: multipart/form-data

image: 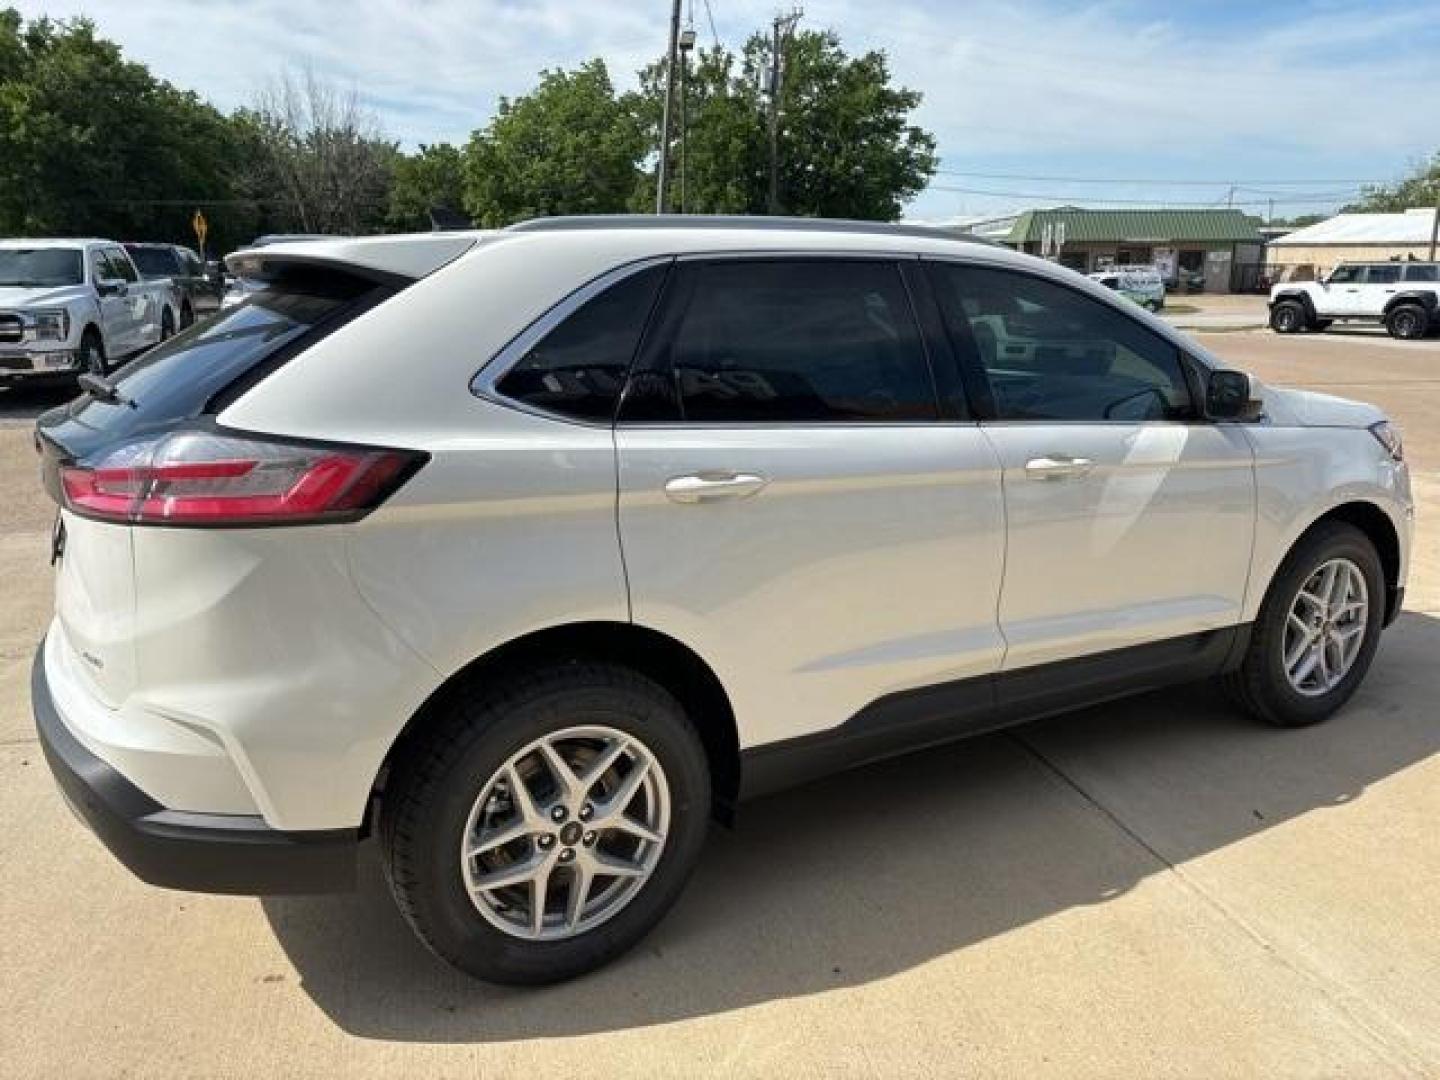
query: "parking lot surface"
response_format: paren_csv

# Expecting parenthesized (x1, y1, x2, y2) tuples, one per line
(2, 328, 1438, 1078)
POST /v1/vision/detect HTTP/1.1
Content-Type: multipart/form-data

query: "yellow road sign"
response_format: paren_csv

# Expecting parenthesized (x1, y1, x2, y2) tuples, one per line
(192, 210, 208, 248)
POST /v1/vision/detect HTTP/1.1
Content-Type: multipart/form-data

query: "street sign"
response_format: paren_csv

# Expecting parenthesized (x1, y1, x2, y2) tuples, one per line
(192, 210, 208, 255)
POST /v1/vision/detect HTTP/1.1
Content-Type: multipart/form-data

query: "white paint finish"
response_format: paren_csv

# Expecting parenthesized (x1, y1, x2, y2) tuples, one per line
(344, 399, 631, 681)
(1242, 425, 1412, 623)
(617, 424, 1007, 748)
(226, 232, 487, 281)
(118, 523, 439, 829)
(980, 423, 1256, 668)
(53, 512, 136, 708)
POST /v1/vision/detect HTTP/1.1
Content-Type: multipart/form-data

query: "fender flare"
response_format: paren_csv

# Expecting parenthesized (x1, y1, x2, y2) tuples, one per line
(1382, 291, 1438, 316)
(1269, 290, 1316, 319)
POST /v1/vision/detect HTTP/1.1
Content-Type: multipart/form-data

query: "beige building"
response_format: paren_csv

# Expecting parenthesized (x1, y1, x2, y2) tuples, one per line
(1268, 208, 1440, 281)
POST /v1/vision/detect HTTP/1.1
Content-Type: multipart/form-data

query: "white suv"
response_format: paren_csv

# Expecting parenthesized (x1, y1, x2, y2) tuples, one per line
(33, 218, 1412, 984)
(1270, 261, 1440, 339)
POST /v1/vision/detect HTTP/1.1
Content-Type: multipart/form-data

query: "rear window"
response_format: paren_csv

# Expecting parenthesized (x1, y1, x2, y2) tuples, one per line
(38, 269, 383, 458)
(1403, 264, 1438, 283)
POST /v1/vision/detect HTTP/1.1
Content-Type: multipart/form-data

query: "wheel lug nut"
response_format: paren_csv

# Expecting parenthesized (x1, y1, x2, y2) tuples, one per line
(538, 834, 555, 849)
(579, 804, 593, 821)
(583, 831, 597, 846)
(551, 806, 567, 823)
(559, 848, 575, 862)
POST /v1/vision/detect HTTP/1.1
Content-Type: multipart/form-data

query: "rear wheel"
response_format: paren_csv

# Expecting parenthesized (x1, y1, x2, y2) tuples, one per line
(1311, 318, 1332, 332)
(179, 302, 194, 330)
(380, 663, 711, 984)
(1270, 300, 1307, 333)
(1386, 303, 1429, 340)
(1224, 522, 1385, 727)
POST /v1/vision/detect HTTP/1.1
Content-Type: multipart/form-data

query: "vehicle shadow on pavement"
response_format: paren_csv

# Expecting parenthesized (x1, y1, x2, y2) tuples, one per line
(0, 384, 76, 422)
(262, 611, 1440, 1042)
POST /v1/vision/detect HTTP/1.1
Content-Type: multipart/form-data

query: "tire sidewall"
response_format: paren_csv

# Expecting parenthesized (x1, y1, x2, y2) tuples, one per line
(1271, 302, 1303, 333)
(1387, 306, 1425, 340)
(79, 331, 105, 375)
(392, 671, 711, 984)
(1254, 525, 1386, 725)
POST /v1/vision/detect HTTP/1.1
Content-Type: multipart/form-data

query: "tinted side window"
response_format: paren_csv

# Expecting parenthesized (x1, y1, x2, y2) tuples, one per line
(662, 259, 936, 423)
(1366, 264, 1401, 284)
(1328, 265, 1361, 284)
(495, 264, 667, 422)
(106, 248, 138, 283)
(931, 263, 1192, 422)
(1403, 264, 1438, 282)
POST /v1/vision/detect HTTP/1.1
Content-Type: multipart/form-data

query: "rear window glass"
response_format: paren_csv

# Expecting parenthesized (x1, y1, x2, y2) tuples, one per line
(45, 271, 379, 449)
(1403, 264, 1438, 282)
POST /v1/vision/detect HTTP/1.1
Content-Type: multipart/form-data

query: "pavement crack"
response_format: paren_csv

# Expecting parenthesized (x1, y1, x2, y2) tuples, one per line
(1007, 729, 1432, 1077)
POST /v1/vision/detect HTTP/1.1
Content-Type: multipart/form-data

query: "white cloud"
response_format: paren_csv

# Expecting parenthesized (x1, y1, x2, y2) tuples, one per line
(10, 1, 1437, 218)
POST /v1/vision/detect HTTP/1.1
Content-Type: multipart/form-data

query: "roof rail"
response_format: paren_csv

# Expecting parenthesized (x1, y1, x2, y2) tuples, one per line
(504, 214, 993, 245)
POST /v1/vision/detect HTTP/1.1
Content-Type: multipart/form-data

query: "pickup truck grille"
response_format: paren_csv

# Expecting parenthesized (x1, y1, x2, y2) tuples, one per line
(0, 313, 22, 343)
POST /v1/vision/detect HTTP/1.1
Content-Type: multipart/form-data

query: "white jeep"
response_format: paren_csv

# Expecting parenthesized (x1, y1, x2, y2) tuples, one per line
(1270, 261, 1440, 340)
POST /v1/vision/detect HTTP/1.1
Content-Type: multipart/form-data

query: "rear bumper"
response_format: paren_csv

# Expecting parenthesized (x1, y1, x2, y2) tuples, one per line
(32, 641, 357, 895)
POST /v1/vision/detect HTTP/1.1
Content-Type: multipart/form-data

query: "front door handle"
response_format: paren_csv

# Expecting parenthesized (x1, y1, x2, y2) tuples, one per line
(664, 472, 769, 503)
(1024, 455, 1095, 480)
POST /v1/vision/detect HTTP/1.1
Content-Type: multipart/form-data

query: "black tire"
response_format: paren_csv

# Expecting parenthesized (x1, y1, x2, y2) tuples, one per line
(1312, 318, 1332, 332)
(78, 328, 106, 375)
(160, 307, 175, 342)
(1224, 522, 1385, 728)
(1270, 299, 1307, 334)
(179, 302, 194, 330)
(380, 663, 711, 984)
(1385, 303, 1429, 340)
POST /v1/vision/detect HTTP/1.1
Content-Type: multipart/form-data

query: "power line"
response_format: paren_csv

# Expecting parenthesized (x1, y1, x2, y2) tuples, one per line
(927, 184, 1359, 209)
(702, 0, 721, 46)
(933, 168, 1385, 187)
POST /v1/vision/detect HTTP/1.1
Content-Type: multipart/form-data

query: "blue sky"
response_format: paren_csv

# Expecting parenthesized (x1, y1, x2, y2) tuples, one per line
(14, 0, 1440, 221)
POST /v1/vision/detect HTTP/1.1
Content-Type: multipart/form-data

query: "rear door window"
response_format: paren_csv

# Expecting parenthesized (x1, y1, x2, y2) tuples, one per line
(1403, 264, 1438, 283)
(631, 258, 937, 423)
(1365, 264, 1401, 285)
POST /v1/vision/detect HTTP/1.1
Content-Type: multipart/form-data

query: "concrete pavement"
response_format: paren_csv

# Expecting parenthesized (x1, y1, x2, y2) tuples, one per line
(2, 329, 1438, 1077)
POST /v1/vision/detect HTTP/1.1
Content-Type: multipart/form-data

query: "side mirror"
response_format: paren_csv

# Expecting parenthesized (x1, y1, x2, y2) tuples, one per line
(1205, 369, 1263, 422)
(95, 278, 125, 297)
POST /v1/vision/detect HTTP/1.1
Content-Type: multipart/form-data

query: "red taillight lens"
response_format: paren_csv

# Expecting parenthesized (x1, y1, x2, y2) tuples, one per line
(60, 431, 422, 525)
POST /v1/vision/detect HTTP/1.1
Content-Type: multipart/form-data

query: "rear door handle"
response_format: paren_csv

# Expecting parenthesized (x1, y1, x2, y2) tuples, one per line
(664, 472, 769, 503)
(1024, 455, 1095, 480)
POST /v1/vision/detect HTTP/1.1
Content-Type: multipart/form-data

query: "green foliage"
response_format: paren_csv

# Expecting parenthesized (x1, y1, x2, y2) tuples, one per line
(0, 8, 247, 249)
(389, 143, 467, 230)
(463, 61, 645, 227)
(1345, 153, 1440, 213)
(628, 31, 936, 220)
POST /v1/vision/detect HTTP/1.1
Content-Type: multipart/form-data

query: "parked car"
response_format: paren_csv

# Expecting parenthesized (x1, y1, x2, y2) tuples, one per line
(33, 218, 1412, 985)
(1270, 261, 1440, 339)
(1088, 265, 1166, 311)
(123, 243, 223, 327)
(0, 238, 181, 387)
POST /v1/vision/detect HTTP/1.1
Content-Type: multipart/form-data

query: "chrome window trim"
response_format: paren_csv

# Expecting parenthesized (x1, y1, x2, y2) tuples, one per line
(469, 255, 674, 426)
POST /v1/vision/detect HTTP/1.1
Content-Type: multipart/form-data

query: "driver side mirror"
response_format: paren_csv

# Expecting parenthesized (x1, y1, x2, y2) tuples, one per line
(95, 278, 125, 297)
(1205, 369, 1263, 422)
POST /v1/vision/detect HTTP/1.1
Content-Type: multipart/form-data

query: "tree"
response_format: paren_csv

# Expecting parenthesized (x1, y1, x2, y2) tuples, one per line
(463, 60, 644, 227)
(389, 143, 467, 231)
(240, 67, 398, 235)
(1345, 152, 1440, 213)
(0, 9, 247, 248)
(627, 30, 937, 220)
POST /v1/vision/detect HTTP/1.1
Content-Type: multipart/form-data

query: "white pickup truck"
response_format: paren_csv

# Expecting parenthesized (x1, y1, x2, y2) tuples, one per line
(0, 239, 180, 385)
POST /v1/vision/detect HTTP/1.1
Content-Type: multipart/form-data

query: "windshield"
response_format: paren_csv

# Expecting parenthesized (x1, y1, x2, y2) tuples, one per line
(127, 248, 177, 278)
(0, 248, 84, 287)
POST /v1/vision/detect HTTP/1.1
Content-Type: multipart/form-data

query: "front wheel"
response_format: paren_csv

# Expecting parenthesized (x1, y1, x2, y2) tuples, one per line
(159, 307, 175, 342)
(1269, 300, 1307, 333)
(380, 663, 711, 984)
(77, 329, 106, 376)
(1224, 522, 1385, 727)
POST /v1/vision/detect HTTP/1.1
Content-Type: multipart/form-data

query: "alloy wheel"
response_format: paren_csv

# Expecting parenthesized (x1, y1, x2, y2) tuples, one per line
(460, 725, 670, 941)
(1282, 558, 1368, 697)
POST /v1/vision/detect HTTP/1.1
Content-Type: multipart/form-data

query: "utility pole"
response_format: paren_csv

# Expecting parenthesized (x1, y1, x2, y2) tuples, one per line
(655, 0, 683, 214)
(679, 27, 696, 213)
(767, 8, 802, 216)
(1429, 190, 1439, 262)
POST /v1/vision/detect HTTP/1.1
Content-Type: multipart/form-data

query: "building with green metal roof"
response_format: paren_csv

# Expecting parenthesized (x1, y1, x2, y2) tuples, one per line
(998, 208, 1266, 293)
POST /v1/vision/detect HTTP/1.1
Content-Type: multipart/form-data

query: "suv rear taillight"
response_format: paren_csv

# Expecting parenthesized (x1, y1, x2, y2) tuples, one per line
(59, 429, 424, 526)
